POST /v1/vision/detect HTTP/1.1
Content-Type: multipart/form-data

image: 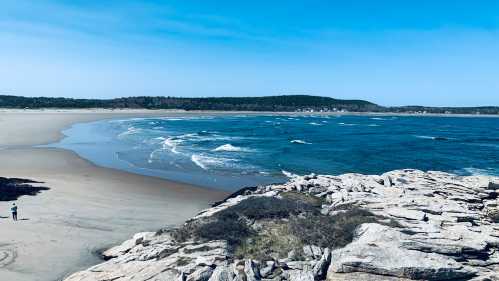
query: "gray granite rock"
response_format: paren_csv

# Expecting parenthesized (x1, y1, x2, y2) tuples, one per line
(64, 170, 499, 281)
(327, 223, 477, 280)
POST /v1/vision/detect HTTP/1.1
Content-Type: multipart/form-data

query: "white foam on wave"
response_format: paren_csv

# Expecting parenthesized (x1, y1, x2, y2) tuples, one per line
(147, 136, 183, 163)
(338, 122, 358, 126)
(414, 135, 453, 141)
(175, 132, 245, 143)
(370, 117, 390, 121)
(118, 126, 140, 138)
(212, 144, 246, 152)
(162, 137, 183, 154)
(282, 170, 299, 178)
(415, 135, 435, 140)
(368, 124, 380, 127)
(290, 139, 311, 144)
(191, 154, 233, 170)
(309, 122, 322, 126)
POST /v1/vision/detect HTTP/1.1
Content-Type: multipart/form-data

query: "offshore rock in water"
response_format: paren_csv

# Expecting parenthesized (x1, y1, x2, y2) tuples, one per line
(64, 169, 499, 281)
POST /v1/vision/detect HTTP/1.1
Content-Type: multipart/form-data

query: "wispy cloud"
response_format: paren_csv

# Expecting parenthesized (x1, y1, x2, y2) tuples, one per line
(1, 0, 283, 45)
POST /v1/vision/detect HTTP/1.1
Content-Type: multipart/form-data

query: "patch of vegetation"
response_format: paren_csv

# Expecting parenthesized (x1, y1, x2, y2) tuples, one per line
(172, 212, 253, 246)
(235, 221, 305, 261)
(280, 191, 324, 208)
(176, 256, 193, 266)
(217, 196, 317, 220)
(0, 177, 49, 201)
(173, 195, 389, 262)
(289, 208, 377, 249)
(332, 202, 357, 211)
(212, 186, 258, 207)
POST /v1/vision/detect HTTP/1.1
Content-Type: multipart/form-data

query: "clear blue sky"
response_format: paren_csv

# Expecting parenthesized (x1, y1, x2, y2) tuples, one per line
(1, 0, 499, 106)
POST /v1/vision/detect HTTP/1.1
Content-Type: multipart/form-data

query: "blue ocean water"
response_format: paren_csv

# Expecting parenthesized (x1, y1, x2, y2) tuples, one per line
(52, 114, 499, 191)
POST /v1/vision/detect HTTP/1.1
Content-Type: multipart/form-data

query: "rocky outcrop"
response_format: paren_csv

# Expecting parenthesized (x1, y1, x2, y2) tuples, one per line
(0, 177, 49, 201)
(64, 169, 499, 281)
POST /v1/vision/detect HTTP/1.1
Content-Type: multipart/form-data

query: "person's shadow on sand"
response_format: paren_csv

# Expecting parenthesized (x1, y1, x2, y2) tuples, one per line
(0, 216, 29, 220)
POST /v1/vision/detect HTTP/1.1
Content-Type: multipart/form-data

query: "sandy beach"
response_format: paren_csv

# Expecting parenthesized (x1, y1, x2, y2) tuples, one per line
(0, 110, 228, 281)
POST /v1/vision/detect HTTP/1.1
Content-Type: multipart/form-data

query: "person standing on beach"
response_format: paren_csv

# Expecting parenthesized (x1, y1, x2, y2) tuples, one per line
(11, 203, 18, 221)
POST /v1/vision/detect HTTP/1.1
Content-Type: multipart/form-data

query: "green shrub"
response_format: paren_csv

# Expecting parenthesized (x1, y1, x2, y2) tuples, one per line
(280, 191, 324, 208)
(172, 212, 252, 246)
(173, 195, 384, 261)
(235, 222, 304, 261)
(289, 208, 377, 249)
(194, 212, 252, 245)
(217, 196, 317, 220)
(176, 257, 193, 266)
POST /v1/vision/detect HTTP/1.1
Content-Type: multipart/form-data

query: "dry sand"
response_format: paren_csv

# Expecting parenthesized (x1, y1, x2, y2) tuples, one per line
(0, 110, 228, 281)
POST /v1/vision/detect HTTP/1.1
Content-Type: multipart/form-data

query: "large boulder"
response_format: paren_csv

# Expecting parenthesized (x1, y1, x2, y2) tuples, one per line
(327, 224, 477, 280)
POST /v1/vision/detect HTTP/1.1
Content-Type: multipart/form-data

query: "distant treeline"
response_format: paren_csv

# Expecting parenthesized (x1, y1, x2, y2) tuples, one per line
(0, 95, 380, 112)
(387, 105, 499, 115)
(0, 94, 497, 114)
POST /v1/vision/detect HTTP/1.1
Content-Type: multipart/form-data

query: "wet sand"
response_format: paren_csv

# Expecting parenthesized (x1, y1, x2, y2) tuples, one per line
(0, 110, 228, 281)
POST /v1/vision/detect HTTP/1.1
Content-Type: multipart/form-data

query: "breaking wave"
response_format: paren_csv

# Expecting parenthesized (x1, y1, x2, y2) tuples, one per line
(290, 139, 311, 144)
(213, 144, 245, 152)
(191, 154, 233, 170)
(414, 135, 452, 141)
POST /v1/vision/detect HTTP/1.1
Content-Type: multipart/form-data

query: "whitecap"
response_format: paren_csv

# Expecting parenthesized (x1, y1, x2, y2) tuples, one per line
(191, 154, 233, 170)
(212, 144, 246, 152)
(162, 137, 183, 154)
(368, 124, 380, 127)
(309, 122, 322, 126)
(414, 135, 435, 140)
(338, 123, 358, 126)
(290, 139, 311, 144)
(414, 135, 451, 141)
